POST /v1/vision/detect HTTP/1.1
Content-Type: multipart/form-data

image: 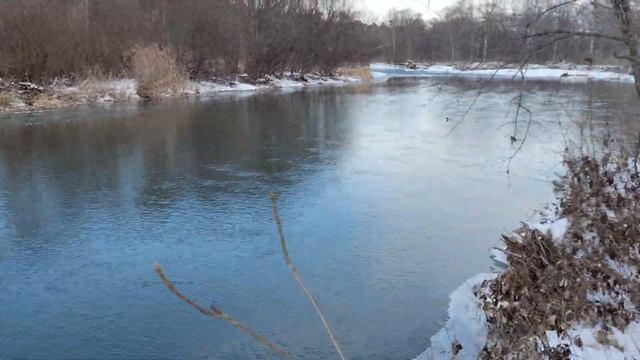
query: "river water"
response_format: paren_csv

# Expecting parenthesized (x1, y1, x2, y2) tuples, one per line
(1, 78, 639, 359)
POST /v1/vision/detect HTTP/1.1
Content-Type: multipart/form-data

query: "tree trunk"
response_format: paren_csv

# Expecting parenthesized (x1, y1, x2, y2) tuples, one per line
(483, 35, 488, 63)
(613, 0, 640, 96)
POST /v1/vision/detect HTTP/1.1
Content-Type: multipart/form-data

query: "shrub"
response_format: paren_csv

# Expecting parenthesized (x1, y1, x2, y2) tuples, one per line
(479, 143, 640, 359)
(130, 44, 186, 99)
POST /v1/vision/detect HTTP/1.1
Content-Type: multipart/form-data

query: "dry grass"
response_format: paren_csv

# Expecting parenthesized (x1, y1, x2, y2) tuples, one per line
(130, 44, 186, 99)
(75, 79, 132, 104)
(0, 92, 19, 107)
(339, 66, 373, 82)
(478, 141, 640, 359)
(32, 93, 64, 108)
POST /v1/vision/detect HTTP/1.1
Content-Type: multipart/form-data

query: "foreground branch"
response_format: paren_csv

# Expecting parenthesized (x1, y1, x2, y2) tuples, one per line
(153, 263, 289, 358)
(269, 192, 347, 360)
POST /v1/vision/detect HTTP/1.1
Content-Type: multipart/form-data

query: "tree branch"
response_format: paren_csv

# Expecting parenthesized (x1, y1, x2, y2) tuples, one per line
(614, 51, 640, 63)
(525, 0, 579, 29)
(523, 30, 625, 42)
(269, 192, 347, 360)
(153, 263, 289, 358)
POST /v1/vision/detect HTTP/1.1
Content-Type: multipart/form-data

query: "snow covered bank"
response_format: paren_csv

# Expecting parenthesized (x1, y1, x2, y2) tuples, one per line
(0, 73, 362, 113)
(417, 148, 640, 359)
(371, 63, 634, 83)
(414, 273, 497, 360)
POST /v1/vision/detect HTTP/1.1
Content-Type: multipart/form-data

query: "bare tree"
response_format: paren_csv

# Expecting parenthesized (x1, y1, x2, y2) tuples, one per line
(522, 0, 640, 94)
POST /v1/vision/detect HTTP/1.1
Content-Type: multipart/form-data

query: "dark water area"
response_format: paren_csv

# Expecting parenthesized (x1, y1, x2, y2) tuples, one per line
(1, 79, 639, 359)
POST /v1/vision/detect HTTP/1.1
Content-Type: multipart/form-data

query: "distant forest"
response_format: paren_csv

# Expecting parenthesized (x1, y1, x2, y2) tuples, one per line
(0, 0, 628, 81)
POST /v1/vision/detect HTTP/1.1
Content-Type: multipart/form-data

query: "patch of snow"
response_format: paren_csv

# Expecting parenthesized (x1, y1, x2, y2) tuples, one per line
(530, 217, 569, 242)
(187, 74, 359, 95)
(545, 322, 640, 359)
(607, 258, 638, 279)
(587, 291, 636, 311)
(414, 273, 497, 360)
(370, 63, 634, 83)
(186, 80, 258, 95)
(490, 247, 508, 267)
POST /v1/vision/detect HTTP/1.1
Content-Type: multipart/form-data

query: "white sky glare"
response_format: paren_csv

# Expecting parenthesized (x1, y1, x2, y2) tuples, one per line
(358, 0, 453, 21)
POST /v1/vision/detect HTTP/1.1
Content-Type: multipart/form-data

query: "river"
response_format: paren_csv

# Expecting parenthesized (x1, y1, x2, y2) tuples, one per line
(1, 78, 639, 359)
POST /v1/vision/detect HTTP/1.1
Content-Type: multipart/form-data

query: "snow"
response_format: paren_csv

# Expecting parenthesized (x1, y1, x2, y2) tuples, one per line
(545, 322, 640, 359)
(370, 63, 634, 83)
(607, 258, 639, 279)
(142, 74, 359, 97)
(53, 79, 139, 103)
(489, 247, 508, 267)
(185, 80, 258, 95)
(530, 217, 569, 242)
(414, 273, 497, 360)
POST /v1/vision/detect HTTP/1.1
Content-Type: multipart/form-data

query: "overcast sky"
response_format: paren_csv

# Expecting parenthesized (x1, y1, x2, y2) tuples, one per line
(358, 0, 452, 21)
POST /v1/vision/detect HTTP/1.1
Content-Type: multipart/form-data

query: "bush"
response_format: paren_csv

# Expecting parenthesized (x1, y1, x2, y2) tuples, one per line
(130, 44, 186, 99)
(479, 142, 640, 359)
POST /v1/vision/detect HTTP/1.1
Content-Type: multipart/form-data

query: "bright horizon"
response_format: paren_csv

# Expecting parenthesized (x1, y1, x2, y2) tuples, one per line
(358, 0, 452, 21)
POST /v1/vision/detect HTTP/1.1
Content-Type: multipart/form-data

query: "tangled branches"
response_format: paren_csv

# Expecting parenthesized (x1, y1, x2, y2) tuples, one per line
(479, 141, 640, 358)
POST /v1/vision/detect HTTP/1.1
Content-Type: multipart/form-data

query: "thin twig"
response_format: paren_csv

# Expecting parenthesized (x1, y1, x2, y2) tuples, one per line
(153, 263, 289, 358)
(522, 30, 625, 42)
(269, 192, 347, 360)
(443, 65, 507, 137)
(524, 0, 579, 30)
(507, 97, 533, 173)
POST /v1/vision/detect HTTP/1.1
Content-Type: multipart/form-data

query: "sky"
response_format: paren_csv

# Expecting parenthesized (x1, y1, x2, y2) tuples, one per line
(358, 0, 452, 21)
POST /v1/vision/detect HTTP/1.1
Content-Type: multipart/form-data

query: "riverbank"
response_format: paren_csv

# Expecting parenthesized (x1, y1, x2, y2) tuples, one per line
(417, 145, 640, 359)
(0, 72, 364, 113)
(371, 62, 634, 83)
(2, 62, 633, 114)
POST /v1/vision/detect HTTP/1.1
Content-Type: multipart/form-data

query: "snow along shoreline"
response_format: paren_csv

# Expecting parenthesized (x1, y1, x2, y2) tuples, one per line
(371, 62, 635, 83)
(413, 216, 569, 360)
(2, 62, 633, 113)
(416, 215, 640, 359)
(0, 73, 362, 113)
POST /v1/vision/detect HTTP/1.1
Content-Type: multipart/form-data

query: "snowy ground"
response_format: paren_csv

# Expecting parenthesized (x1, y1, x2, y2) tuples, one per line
(414, 273, 497, 360)
(371, 63, 634, 83)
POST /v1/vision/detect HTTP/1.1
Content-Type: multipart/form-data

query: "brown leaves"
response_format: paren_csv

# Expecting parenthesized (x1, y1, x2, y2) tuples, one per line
(479, 148, 640, 359)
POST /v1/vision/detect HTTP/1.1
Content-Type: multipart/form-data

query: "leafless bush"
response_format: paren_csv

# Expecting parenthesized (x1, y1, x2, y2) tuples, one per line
(479, 139, 640, 358)
(130, 45, 186, 99)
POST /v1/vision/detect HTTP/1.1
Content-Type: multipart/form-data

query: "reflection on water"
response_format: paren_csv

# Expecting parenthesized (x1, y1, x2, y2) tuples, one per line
(1, 79, 639, 359)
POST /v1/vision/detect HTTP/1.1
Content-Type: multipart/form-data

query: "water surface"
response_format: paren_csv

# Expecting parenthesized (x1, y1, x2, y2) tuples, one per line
(1, 79, 639, 359)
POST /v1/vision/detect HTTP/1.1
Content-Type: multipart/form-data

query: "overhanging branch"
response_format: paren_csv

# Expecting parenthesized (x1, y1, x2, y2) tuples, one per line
(523, 30, 625, 42)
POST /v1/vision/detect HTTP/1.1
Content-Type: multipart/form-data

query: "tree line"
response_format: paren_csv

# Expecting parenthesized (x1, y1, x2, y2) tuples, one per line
(379, 1, 628, 66)
(0, 0, 634, 83)
(0, 0, 377, 81)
